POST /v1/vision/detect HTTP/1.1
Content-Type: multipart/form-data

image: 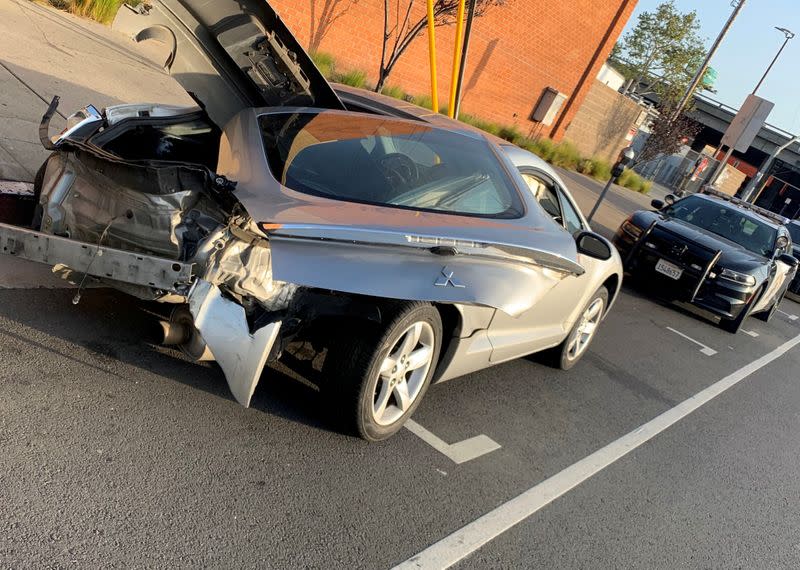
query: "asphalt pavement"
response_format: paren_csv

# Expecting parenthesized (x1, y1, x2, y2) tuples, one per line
(3, 3, 800, 569)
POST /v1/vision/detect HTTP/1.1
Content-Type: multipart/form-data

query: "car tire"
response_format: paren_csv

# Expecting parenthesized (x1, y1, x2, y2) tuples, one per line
(754, 290, 784, 323)
(720, 286, 762, 333)
(543, 286, 609, 370)
(324, 302, 442, 441)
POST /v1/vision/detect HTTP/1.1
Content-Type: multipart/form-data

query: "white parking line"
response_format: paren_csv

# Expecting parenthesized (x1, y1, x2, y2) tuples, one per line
(393, 333, 800, 570)
(741, 329, 759, 338)
(405, 420, 501, 464)
(666, 327, 718, 356)
(778, 310, 799, 321)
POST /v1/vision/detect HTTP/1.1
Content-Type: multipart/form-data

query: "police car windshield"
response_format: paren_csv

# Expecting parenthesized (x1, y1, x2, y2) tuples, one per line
(664, 196, 777, 257)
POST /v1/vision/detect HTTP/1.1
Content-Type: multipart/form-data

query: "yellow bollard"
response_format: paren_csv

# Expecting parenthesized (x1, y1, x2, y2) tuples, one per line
(448, 0, 467, 118)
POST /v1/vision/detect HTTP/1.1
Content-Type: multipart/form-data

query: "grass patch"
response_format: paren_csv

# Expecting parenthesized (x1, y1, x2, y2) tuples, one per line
(310, 51, 336, 79)
(48, 0, 139, 24)
(589, 158, 612, 181)
(497, 125, 525, 145)
(380, 85, 404, 99)
(411, 94, 450, 115)
(522, 138, 557, 162)
(460, 114, 502, 136)
(617, 168, 652, 194)
(550, 141, 581, 170)
(332, 68, 368, 89)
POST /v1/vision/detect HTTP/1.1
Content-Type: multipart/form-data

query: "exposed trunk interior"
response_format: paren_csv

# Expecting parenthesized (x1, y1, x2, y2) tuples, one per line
(92, 113, 221, 171)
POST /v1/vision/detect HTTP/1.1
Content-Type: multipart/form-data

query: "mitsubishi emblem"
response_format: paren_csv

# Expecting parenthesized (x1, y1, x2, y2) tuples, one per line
(434, 266, 465, 288)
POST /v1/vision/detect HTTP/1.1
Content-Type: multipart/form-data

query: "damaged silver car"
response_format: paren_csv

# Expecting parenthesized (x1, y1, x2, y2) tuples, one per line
(0, 0, 622, 441)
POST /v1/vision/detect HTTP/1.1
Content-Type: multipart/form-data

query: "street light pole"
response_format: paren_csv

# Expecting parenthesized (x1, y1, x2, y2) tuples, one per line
(671, 0, 746, 122)
(709, 26, 794, 187)
(752, 27, 795, 95)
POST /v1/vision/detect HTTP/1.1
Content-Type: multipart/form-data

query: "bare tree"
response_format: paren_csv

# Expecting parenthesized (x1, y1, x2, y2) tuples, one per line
(635, 103, 701, 167)
(375, 0, 504, 93)
(309, 0, 360, 53)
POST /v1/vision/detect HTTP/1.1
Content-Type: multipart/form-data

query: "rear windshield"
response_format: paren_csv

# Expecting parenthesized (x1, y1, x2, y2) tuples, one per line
(664, 195, 778, 257)
(259, 112, 524, 218)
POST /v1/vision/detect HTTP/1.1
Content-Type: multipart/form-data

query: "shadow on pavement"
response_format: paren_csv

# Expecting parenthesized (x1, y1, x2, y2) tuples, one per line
(0, 287, 335, 434)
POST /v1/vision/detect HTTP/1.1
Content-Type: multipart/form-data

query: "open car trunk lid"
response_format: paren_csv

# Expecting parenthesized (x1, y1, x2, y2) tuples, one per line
(113, 0, 344, 127)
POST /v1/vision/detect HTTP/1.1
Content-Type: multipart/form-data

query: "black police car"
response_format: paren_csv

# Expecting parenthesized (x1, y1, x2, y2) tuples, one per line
(613, 188, 798, 333)
(787, 220, 800, 300)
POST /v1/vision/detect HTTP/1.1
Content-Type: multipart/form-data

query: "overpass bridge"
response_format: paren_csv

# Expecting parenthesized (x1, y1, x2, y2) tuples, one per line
(688, 94, 800, 168)
(635, 90, 800, 218)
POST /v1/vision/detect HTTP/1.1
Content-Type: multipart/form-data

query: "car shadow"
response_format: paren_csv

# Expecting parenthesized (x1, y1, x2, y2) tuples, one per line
(619, 281, 722, 328)
(0, 287, 335, 434)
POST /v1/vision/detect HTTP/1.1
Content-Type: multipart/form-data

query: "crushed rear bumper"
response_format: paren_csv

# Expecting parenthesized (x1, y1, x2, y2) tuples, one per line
(0, 221, 193, 291)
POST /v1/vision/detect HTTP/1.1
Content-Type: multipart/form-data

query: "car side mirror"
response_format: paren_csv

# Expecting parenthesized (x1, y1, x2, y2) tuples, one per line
(650, 199, 664, 210)
(664, 194, 676, 205)
(778, 253, 799, 268)
(576, 231, 612, 261)
(775, 235, 789, 250)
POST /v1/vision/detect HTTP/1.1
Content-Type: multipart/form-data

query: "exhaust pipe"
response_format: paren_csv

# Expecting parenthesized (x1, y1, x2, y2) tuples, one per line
(159, 319, 189, 345)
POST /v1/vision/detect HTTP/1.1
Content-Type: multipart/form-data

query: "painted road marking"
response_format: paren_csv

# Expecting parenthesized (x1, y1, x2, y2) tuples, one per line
(778, 310, 798, 321)
(405, 420, 501, 464)
(394, 333, 800, 570)
(741, 329, 759, 338)
(666, 327, 718, 356)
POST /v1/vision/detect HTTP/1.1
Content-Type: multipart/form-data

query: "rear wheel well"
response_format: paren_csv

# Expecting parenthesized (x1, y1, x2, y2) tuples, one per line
(601, 274, 620, 314)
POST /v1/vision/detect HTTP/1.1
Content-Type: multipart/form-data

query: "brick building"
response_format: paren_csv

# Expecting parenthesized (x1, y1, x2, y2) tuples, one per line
(270, 0, 638, 141)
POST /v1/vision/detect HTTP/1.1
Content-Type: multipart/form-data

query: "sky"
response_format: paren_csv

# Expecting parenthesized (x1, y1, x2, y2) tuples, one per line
(619, 0, 800, 133)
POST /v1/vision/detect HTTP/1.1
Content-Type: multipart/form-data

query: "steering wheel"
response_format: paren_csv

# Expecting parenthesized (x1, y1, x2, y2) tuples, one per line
(379, 153, 419, 191)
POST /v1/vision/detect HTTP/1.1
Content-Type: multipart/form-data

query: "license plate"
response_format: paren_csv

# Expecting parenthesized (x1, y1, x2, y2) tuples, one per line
(655, 258, 683, 280)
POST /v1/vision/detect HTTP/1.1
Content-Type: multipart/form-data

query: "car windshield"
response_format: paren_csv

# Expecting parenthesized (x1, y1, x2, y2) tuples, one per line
(259, 112, 524, 218)
(787, 222, 800, 244)
(664, 195, 777, 257)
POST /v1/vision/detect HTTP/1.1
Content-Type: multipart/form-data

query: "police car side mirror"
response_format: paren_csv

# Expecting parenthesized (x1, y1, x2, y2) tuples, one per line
(664, 194, 676, 205)
(651, 199, 664, 210)
(778, 253, 798, 268)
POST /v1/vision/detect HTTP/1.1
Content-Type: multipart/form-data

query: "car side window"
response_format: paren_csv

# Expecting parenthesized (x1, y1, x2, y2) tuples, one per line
(557, 189, 584, 235)
(520, 172, 563, 222)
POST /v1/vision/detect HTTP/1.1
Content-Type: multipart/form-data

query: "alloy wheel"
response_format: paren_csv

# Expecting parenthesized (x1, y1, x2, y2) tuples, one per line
(372, 321, 435, 426)
(566, 297, 604, 361)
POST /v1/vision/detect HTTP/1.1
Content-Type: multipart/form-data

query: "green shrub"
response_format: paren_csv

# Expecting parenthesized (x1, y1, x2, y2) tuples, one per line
(380, 85, 407, 100)
(589, 158, 612, 181)
(310, 51, 337, 79)
(48, 0, 142, 23)
(412, 94, 433, 109)
(616, 168, 651, 194)
(524, 137, 557, 162)
(550, 141, 581, 170)
(410, 95, 449, 116)
(576, 158, 595, 176)
(460, 114, 502, 136)
(616, 168, 636, 188)
(333, 68, 368, 89)
(497, 125, 525, 144)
